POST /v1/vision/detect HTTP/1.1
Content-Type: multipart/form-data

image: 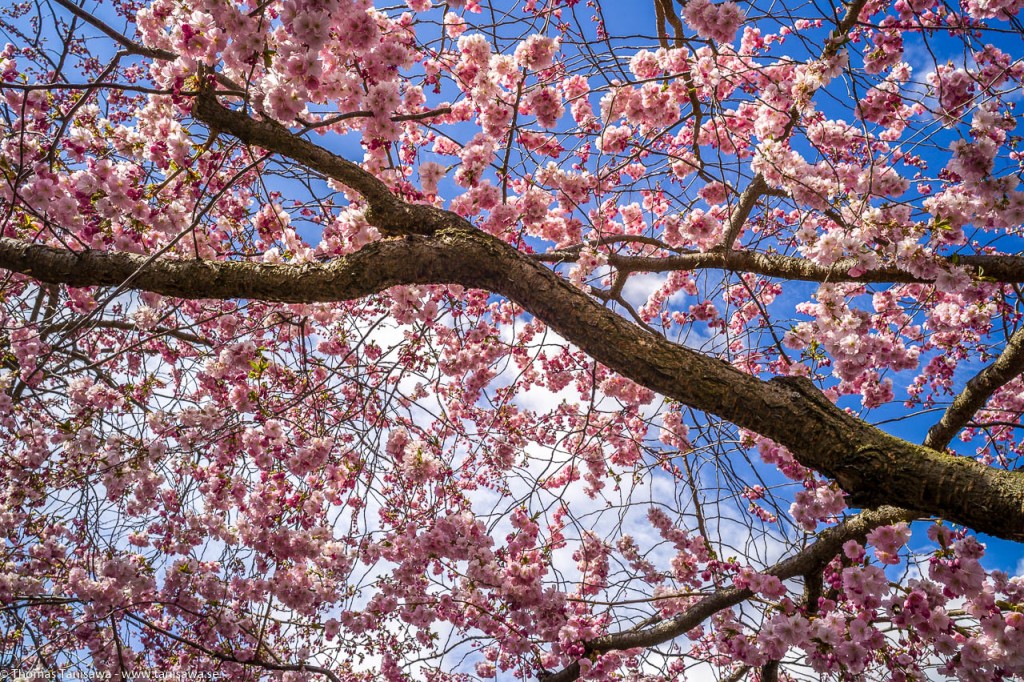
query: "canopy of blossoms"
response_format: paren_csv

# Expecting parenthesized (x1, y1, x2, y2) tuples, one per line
(1, 0, 1024, 680)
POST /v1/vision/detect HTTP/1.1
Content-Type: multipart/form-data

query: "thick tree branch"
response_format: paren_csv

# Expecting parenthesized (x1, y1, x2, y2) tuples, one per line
(719, 174, 768, 251)
(193, 92, 447, 236)
(52, 0, 176, 61)
(540, 506, 915, 682)
(531, 248, 1024, 284)
(925, 326, 1024, 450)
(760, 660, 780, 682)
(2, 232, 1023, 540)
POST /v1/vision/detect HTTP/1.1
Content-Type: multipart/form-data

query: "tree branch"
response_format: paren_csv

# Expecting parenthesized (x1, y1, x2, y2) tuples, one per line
(719, 174, 767, 251)
(540, 506, 915, 682)
(716, 0, 867, 253)
(2, 232, 1023, 540)
(40, 319, 211, 346)
(123, 612, 342, 682)
(531, 248, 1024, 284)
(925, 326, 1024, 450)
(51, 0, 176, 61)
(193, 91, 448, 236)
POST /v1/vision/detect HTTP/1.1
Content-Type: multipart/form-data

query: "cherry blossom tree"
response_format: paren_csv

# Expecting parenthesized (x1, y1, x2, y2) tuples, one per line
(2, 0, 1024, 679)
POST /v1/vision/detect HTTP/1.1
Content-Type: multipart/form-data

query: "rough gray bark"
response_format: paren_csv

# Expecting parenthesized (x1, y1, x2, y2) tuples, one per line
(925, 326, 1024, 450)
